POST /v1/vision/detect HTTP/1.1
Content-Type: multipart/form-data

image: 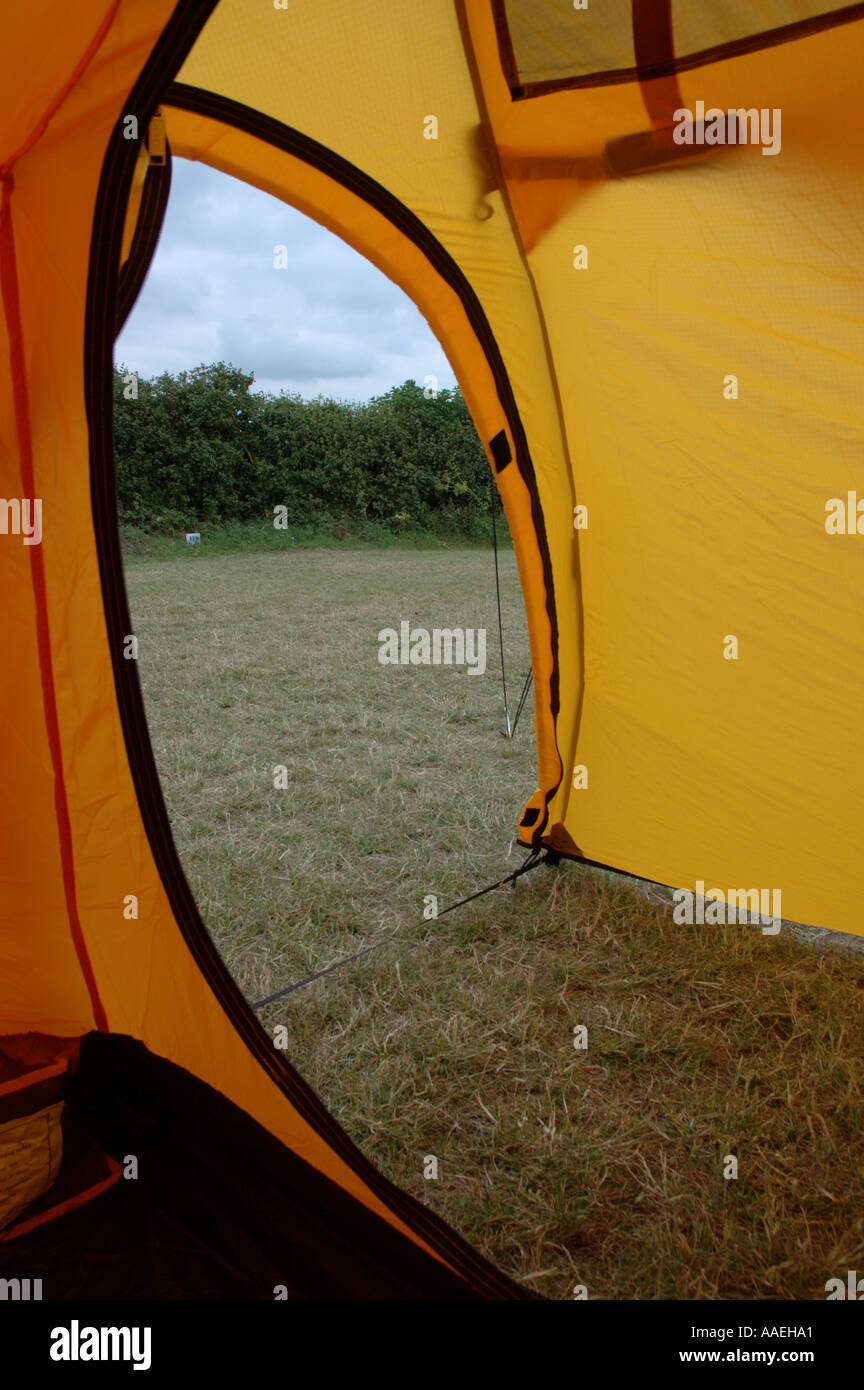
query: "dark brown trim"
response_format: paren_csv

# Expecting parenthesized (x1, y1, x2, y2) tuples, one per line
(85, 11, 535, 1296)
(632, 0, 683, 127)
(493, 0, 864, 100)
(115, 141, 172, 336)
(490, 0, 519, 89)
(631, 0, 674, 66)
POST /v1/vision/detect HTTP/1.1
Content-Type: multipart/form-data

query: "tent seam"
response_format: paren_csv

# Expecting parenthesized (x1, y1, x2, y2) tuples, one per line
(0, 176, 108, 1032)
(0, 1, 122, 173)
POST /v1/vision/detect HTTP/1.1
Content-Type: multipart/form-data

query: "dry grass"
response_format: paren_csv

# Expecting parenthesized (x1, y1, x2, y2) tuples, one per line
(126, 546, 864, 1301)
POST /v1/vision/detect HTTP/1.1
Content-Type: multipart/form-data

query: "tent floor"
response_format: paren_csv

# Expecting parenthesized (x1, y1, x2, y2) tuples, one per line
(0, 1033, 504, 1299)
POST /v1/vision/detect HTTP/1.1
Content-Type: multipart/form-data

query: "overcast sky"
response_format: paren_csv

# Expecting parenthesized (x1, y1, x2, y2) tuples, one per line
(115, 158, 458, 402)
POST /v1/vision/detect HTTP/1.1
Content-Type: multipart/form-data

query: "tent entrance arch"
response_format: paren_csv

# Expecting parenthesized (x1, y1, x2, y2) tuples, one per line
(85, 93, 556, 1301)
(102, 83, 569, 883)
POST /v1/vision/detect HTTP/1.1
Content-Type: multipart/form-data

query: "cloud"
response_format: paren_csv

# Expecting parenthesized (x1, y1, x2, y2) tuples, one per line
(115, 159, 458, 402)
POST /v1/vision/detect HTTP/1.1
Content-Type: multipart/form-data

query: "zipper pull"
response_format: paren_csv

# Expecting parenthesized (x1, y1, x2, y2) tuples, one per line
(147, 109, 166, 166)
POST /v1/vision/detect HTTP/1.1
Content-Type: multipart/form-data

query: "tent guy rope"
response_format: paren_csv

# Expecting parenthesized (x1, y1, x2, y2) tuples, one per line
(250, 848, 549, 1008)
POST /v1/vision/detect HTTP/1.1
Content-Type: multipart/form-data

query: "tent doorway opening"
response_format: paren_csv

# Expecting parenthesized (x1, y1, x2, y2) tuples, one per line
(115, 157, 543, 1276)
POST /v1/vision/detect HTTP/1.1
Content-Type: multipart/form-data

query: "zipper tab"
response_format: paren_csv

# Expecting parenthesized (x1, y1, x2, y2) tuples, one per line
(147, 109, 166, 166)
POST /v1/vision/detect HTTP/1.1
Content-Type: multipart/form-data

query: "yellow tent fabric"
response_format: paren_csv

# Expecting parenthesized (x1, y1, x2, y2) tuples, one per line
(2, 0, 863, 1297)
(169, 0, 864, 930)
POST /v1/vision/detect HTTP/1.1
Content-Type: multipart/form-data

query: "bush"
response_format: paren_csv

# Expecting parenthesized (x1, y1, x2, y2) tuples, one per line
(113, 365, 495, 539)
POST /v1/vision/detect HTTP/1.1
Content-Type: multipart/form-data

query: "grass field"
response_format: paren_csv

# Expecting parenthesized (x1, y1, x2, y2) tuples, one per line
(126, 544, 864, 1301)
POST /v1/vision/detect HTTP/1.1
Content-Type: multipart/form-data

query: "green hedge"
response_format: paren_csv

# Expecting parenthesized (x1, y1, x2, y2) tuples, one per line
(113, 363, 495, 535)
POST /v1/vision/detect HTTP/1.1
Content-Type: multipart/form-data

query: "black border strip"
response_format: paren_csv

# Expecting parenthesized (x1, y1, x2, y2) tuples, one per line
(85, 6, 540, 1297)
(167, 79, 563, 846)
(492, 0, 864, 99)
(115, 142, 172, 336)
